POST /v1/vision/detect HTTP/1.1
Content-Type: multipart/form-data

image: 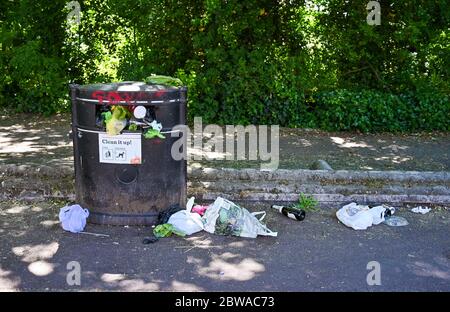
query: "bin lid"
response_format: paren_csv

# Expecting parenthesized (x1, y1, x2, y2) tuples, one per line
(75, 81, 186, 105)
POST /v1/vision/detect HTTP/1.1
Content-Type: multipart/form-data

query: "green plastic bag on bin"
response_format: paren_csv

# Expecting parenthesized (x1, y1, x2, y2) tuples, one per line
(153, 223, 185, 238)
(144, 75, 183, 87)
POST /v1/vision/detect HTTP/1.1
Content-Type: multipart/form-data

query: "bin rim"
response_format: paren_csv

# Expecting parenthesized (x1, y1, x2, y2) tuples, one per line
(71, 81, 187, 105)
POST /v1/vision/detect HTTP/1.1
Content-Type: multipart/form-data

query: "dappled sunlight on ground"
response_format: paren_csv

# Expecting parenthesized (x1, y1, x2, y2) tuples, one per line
(374, 156, 413, 164)
(0, 113, 72, 166)
(170, 280, 204, 291)
(4, 205, 29, 214)
(330, 136, 375, 150)
(188, 252, 265, 282)
(27, 261, 55, 277)
(0, 266, 21, 291)
(100, 273, 160, 291)
(289, 138, 312, 147)
(381, 144, 410, 152)
(0, 113, 449, 170)
(12, 242, 59, 263)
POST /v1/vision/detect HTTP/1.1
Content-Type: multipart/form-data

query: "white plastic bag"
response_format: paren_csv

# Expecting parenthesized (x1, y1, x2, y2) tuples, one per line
(167, 197, 204, 235)
(59, 204, 89, 233)
(336, 203, 372, 230)
(336, 203, 394, 230)
(369, 205, 388, 225)
(202, 197, 277, 238)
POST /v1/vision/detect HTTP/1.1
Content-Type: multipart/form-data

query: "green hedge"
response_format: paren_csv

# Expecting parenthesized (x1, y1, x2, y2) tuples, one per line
(311, 90, 449, 132)
(181, 81, 450, 132)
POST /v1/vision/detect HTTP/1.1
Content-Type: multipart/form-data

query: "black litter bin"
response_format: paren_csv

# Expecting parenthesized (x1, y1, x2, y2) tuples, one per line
(69, 82, 187, 225)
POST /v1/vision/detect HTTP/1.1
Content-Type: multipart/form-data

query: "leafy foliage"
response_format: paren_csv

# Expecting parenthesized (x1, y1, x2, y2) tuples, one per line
(294, 193, 319, 212)
(0, 0, 448, 131)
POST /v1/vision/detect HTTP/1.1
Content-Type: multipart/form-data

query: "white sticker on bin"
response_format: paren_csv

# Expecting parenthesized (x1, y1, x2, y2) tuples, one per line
(98, 133, 142, 164)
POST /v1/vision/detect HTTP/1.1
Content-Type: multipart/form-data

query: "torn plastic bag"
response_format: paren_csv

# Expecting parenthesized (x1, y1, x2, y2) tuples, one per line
(167, 197, 204, 235)
(202, 197, 277, 238)
(336, 203, 394, 230)
(336, 203, 372, 230)
(59, 204, 89, 233)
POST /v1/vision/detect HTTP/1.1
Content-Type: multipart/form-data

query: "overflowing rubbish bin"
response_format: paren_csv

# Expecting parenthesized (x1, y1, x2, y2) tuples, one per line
(69, 81, 187, 225)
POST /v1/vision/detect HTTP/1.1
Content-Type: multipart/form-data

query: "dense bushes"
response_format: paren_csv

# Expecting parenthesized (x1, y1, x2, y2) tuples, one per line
(0, 1, 69, 114)
(311, 90, 449, 132)
(0, 0, 449, 130)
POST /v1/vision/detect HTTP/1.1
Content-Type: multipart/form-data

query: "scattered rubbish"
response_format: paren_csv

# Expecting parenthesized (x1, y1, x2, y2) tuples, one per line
(101, 111, 112, 125)
(133, 106, 147, 119)
(336, 203, 395, 230)
(105, 105, 130, 135)
(157, 204, 184, 225)
(153, 223, 186, 238)
(142, 236, 159, 244)
(98, 100, 167, 139)
(145, 75, 183, 87)
(79, 231, 110, 238)
(59, 204, 89, 233)
(383, 216, 409, 227)
(186, 197, 209, 216)
(144, 128, 165, 139)
(202, 197, 277, 238)
(144, 120, 165, 139)
(272, 205, 305, 221)
(149, 120, 163, 132)
(192, 205, 209, 216)
(167, 197, 204, 235)
(411, 206, 431, 214)
(370, 205, 395, 223)
(128, 123, 138, 131)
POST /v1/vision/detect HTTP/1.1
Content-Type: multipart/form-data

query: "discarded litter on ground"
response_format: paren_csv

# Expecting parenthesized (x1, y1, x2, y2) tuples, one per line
(153, 223, 186, 238)
(142, 236, 159, 244)
(271, 204, 306, 221)
(167, 197, 204, 235)
(411, 206, 431, 214)
(202, 197, 277, 238)
(192, 205, 209, 216)
(59, 204, 90, 233)
(336, 202, 395, 230)
(383, 216, 409, 227)
(157, 204, 184, 225)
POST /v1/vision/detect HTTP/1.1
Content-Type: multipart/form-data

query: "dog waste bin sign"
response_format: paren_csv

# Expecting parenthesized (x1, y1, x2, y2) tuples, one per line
(98, 133, 142, 164)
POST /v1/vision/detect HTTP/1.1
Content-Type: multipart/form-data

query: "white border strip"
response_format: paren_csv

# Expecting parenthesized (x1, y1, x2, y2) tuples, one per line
(77, 127, 181, 135)
(76, 97, 180, 104)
